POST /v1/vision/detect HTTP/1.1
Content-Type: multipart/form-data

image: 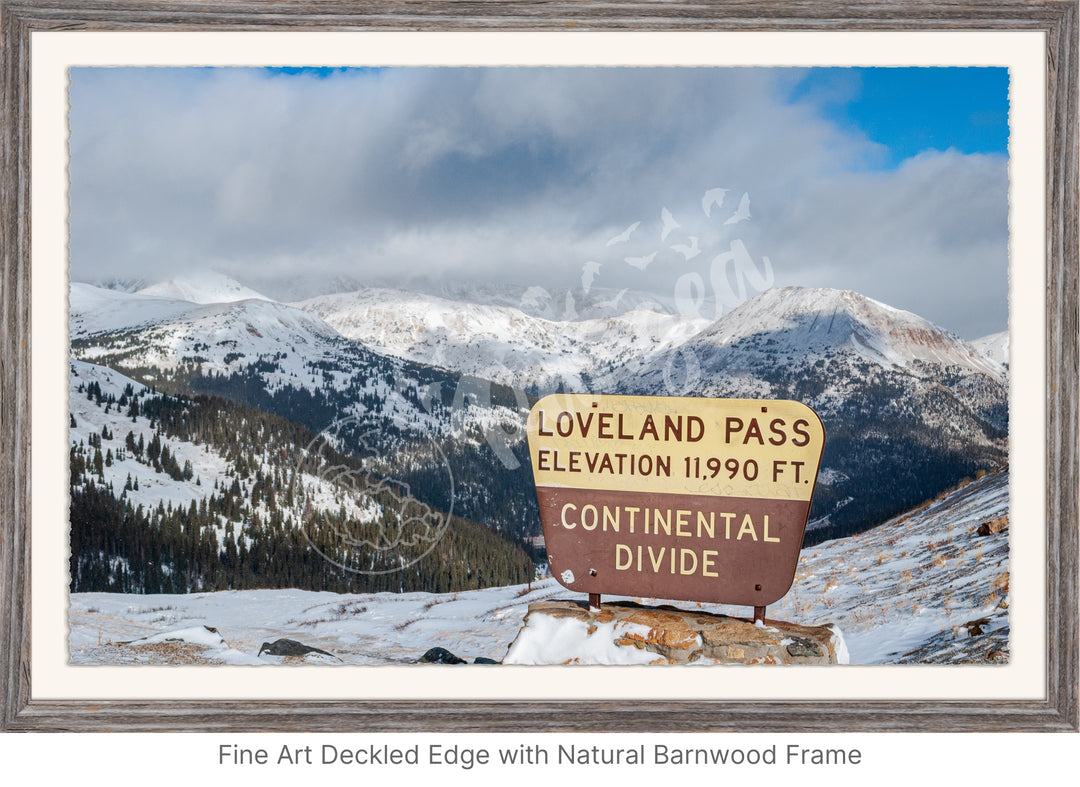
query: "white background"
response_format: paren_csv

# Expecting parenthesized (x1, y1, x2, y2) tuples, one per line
(3, 732, 1079, 783)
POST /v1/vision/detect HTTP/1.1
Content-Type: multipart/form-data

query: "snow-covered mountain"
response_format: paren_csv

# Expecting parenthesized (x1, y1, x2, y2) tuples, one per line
(614, 286, 1009, 445)
(70, 281, 540, 537)
(596, 287, 1009, 539)
(70, 282, 205, 340)
(296, 286, 708, 391)
(428, 281, 678, 321)
(616, 286, 1005, 391)
(971, 330, 1010, 368)
(295, 284, 1006, 395)
(75, 285, 345, 380)
(70, 282, 534, 447)
(71, 274, 1009, 545)
(135, 270, 272, 305)
(709, 287, 1004, 377)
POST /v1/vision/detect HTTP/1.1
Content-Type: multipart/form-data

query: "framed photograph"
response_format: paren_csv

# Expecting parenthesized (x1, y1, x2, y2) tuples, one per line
(1, 1, 1076, 732)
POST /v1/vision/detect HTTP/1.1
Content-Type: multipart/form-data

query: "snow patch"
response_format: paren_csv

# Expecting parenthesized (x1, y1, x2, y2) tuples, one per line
(126, 625, 226, 648)
(827, 624, 851, 665)
(502, 614, 662, 665)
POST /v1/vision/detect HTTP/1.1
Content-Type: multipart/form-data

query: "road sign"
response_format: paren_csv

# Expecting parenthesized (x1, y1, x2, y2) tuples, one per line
(527, 394, 825, 610)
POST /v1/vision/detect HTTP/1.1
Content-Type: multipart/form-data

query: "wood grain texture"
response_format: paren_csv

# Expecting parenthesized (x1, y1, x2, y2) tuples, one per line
(1, 0, 1076, 732)
(1043, 0, 1080, 735)
(1, 0, 34, 733)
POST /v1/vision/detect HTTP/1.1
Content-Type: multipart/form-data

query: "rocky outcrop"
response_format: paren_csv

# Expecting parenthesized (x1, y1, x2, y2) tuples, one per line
(503, 601, 847, 665)
(976, 515, 1009, 536)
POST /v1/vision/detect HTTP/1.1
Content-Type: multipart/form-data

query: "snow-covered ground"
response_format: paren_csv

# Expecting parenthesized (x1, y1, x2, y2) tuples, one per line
(69, 583, 567, 665)
(712, 467, 1009, 664)
(69, 467, 1008, 666)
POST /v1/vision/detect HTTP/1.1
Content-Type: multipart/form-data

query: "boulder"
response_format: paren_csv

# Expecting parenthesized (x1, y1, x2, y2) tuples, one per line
(416, 646, 466, 664)
(257, 638, 336, 659)
(503, 600, 846, 665)
(976, 515, 1009, 536)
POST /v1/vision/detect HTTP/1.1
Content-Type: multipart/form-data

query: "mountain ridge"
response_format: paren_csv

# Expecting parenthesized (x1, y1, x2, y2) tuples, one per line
(135, 270, 272, 305)
(70, 274, 1009, 544)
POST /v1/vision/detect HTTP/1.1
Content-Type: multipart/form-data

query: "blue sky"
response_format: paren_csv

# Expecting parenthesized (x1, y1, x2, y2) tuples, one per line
(69, 66, 1010, 337)
(791, 67, 1009, 168)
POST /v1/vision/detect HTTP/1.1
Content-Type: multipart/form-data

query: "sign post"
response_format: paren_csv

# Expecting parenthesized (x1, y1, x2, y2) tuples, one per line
(526, 394, 825, 620)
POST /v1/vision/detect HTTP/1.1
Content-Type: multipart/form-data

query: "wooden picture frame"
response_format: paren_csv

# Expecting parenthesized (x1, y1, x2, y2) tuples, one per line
(1, 0, 1076, 732)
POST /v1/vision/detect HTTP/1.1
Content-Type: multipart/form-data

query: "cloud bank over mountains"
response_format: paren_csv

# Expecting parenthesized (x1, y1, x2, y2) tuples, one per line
(69, 67, 1008, 338)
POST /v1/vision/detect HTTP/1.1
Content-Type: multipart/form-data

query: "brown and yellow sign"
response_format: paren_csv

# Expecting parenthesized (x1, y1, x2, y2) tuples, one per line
(527, 394, 825, 608)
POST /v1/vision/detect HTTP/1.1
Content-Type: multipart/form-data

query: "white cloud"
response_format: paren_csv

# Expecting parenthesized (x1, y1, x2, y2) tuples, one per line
(69, 67, 1007, 337)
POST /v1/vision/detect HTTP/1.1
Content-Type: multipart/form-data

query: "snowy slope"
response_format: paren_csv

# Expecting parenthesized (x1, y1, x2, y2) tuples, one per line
(971, 330, 1010, 368)
(70, 283, 204, 340)
(70, 360, 231, 514)
(296, 286, 709, 390)
(714, 467, 1009, 664)
(69, 467, 1008, 666)
(70, 286, 540, 541)
(76, 296, 340, 375)
(136, 271, 272, 304)
(69, 360, 383, 545)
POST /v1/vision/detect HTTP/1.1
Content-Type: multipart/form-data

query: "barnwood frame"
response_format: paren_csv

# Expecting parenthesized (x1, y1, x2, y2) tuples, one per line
(1, 0, 1076, 732)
